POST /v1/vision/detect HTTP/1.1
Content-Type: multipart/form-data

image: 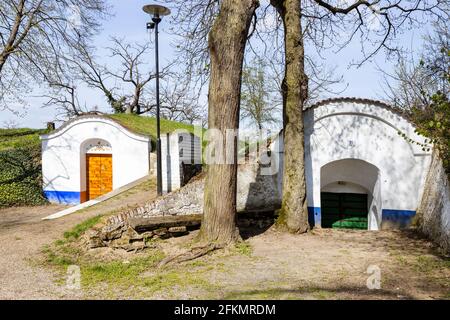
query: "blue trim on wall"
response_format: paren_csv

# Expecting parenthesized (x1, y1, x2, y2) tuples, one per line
(307, 207, 415, 229)
(308, 207, 321, 228)
(382, 209, 416, 228)
(44, 191, 80, 205)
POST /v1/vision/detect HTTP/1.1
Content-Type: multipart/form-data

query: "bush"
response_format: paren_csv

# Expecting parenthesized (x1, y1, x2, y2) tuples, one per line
(410, 89, 450, 177)
(0, 144, 48, 207)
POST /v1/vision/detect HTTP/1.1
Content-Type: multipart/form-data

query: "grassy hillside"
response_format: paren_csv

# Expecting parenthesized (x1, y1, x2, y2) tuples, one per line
(0, 128, 48, 151)
(0, 115, 203, 153)
(108, 114, 203, 140)
(0, 128, 48, 207)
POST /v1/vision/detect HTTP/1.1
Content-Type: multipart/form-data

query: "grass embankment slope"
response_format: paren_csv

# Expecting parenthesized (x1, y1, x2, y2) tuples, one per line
(0, 128, 49, 207)
(109, 114, 204, 148)
(0, 128, 46, 151)
(1, 114, 202, 152)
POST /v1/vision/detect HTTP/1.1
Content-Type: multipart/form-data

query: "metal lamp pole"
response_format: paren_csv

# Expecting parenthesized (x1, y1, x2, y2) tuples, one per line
(143, 4, 171, 196)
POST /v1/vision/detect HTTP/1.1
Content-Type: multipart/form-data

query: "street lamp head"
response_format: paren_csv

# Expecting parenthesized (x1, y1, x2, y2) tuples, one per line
(143, 4, 171, 17)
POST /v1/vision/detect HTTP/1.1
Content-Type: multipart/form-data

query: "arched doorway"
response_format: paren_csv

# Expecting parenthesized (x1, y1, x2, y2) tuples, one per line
(321, 182, 369, 229)
(81, 139, 113, 202)
(320, 159, 381, 230)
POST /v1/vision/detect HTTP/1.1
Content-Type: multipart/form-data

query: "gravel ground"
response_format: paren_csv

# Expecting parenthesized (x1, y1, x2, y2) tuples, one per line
(0, 180, 155, 299)
(0, 185, 448, 299)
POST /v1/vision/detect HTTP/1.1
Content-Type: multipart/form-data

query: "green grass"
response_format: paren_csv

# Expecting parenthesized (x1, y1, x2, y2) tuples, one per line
(62, 215, 103, 242)
(108, 114, 204, 144)
(44, 235, 215, 298)
(43, 216, 105, 268)
(414, 255, 450, 273)
(82, 255, 211, 291)
(1, 115, 203, 151)
(81, 255, 217, 299)
(235, 241, 253, 256)
(42, 212, 217, 298)
(0, 128, 48, 151)
(42, 244, 81, 267)
(82, 252, 164, 286)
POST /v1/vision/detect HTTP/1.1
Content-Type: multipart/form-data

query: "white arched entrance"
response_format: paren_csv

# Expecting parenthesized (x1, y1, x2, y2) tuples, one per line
(271, 98, 433, 230)
(304, 98, 432, 230)
(320, 159, 381, 230)
(41, 115, 151, 205)
(80, 138, 113, 202)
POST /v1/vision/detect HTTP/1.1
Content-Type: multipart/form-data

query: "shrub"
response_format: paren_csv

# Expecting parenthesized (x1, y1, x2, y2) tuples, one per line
(409, 86, 450, 177)
(0, 144, 47, 207)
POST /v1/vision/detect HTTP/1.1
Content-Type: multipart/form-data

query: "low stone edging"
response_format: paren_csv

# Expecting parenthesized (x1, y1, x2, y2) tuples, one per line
(86, 163, 281, 251)
(85, 211, 276, 251)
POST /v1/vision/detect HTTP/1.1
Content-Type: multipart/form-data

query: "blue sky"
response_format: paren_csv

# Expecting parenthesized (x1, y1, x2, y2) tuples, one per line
(1, 0, 429, 129)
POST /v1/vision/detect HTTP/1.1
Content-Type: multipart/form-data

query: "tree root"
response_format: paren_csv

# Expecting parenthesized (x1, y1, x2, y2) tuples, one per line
(157, 242, 225, 268)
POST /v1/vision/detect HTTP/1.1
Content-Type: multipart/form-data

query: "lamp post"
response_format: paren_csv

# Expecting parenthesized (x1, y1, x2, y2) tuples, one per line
(143, 4, 171, 196)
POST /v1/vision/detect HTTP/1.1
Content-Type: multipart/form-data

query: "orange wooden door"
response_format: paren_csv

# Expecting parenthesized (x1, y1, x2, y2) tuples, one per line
(86, 154, 113, 200)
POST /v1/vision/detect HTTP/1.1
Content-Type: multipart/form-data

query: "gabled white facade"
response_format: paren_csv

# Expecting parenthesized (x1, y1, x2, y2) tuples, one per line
(40, 115, 151, 204)
(271, 98, 433, 230)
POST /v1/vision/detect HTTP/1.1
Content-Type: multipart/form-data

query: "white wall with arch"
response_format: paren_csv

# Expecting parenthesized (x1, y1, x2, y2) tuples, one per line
(320, 159, 381, 230)
(41, 116, 151, 204)
(271, 98, 433, 229)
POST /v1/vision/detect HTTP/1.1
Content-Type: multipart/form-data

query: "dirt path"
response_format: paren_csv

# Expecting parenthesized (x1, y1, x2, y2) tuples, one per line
(110, 227, 446, 300)
(213, 228, 449, 299)
(0, 181, 448, 299)
(73, 227, 448, 300)
(0, 180, 156, 299)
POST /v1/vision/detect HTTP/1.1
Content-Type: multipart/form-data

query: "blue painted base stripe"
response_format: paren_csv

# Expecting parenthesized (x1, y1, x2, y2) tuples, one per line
(307, 207, 415, 229)
(308, 207, 321, 228)
(382, 209, 416, 228)
(44, 191, 80, 205)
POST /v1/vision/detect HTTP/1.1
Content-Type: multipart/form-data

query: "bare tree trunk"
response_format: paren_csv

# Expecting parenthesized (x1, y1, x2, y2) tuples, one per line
(271, 0, 309, 233)
(199, 0, 259, 244)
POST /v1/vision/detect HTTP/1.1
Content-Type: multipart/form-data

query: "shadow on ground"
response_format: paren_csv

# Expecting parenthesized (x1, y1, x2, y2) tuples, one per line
(222, 284, 416, 300)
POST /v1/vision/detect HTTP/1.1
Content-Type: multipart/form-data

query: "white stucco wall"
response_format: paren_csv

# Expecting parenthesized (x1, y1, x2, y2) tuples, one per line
(271, 98, 433, 229)
(161, 132, 202, 193)
(41, 116, 151, 204)
(161, 132, 181, 193)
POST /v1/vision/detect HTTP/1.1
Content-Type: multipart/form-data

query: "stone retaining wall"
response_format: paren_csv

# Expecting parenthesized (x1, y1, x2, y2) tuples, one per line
(87, 211, 276, 251)
(416, 150, 450, 253)
(102, 163, 281, 235)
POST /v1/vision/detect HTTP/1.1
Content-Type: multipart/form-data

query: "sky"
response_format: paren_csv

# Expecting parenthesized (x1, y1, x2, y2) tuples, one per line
(0, 0, 431, 129)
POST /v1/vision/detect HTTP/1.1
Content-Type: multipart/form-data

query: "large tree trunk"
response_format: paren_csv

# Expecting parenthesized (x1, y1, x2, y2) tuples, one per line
(271, 0, 309, 233)
(199, 0, 259, 244)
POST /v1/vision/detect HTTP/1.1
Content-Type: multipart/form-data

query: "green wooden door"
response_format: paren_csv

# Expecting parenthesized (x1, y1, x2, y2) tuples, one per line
(321, 192, 368, 229)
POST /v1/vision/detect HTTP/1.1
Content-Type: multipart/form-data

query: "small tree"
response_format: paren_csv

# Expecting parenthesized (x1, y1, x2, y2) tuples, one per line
(412, 89, 449, 174)
(384, 22, 449, 174)
(71, 38, 162, 115)
(241, 58, 281, 130)
(383, 22, 449, 111)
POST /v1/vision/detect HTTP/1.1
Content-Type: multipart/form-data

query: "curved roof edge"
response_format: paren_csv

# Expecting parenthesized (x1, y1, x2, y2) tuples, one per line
(306, 97, 409, 120)
(272, 97, 430, 148)
(40, 114, 151, 141)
